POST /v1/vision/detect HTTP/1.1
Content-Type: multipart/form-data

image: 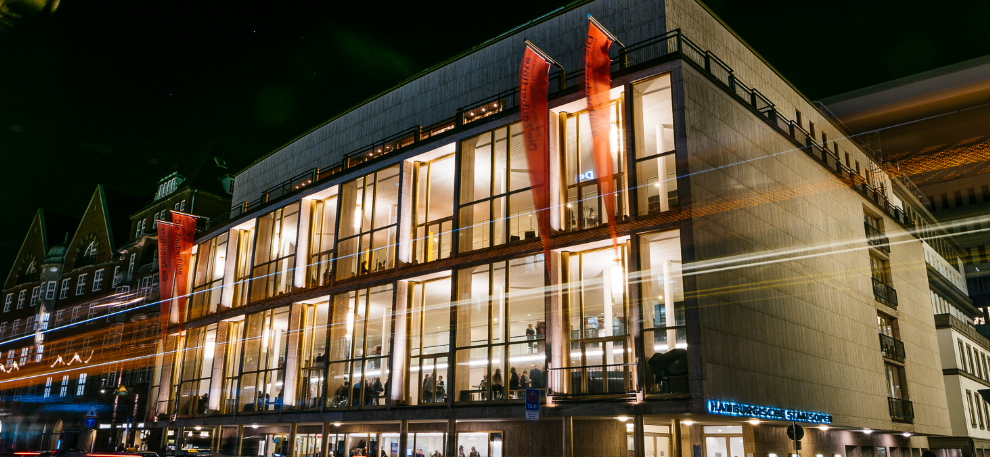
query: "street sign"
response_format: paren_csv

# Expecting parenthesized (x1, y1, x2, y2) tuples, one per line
(84, 407, 99, 418)
(84, 418, 96, 428)
(525, 388, 539, 421)
(786, 424, 804, 440)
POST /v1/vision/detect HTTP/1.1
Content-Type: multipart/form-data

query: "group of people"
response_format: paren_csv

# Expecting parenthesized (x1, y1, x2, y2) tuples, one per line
(476, 364, 544, 399)
(332, 376, 386, 406)
(422, 373, 446, 402)
(458, 445, 483, 457)
(524, 322, 546, 353)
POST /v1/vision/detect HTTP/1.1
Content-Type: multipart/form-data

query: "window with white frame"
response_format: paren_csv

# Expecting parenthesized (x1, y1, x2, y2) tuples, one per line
(0, 322, 7, 339)
(112, 266, 120, 288)
(43, 377, 52, 398)
(12, 320, 20, 336)
(3, 294, 10, 312)
(75, 274, 87, 296)
(26, 316, 34, 333)
(59, 375, 69, 397)
(54, 310, 63, 325)
(59, 279, 70, 299)
(92, 269, 103, 292)
(30, 286, 39, 306)
(45, 281, 56, 300)
(70, 306, 81, 323)
(35, 344, 43, 363)
(5, 350, 13, 368)
(180, 200, 186, 211)
(127, 254, 136, 279)
(87, 305, 98, 323)
(39, 313, 49, 331)
(76, 373, 87, 395)
(20, 347, 29, 365)
(16, 290, 25, 309)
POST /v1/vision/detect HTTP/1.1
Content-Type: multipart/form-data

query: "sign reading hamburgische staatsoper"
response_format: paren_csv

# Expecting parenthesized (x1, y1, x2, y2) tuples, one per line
(707, 400, 833, 424)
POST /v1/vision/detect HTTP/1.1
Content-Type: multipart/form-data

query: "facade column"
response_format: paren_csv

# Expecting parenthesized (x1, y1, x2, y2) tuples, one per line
(562, 417, 573, 457)
(398, 420, 409, 457)
(670, 420, 682, 457)
(321, 423, 330, 457)
(634, 415, 646, 457)
(219, 229, 238, 309)
(445, 419, 456, 457)
(236, 425, 244, 457)
(396, 161, 414, 267)
(391, 282, 410, 407)
(287, 423, 298, 457)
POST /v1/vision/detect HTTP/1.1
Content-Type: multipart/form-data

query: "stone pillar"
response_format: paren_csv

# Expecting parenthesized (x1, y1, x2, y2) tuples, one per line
(446, 419, 457, 457)
(671, 420, 682, 457)
(391, 282, 409, 407)
(562, 417, 573, 457)
(634, 416, 646, 457)
(208, 323, 228, 412)
(396, 161, 414, 267)
(398, 420, 409, 457)
(236, 425, 245, 457)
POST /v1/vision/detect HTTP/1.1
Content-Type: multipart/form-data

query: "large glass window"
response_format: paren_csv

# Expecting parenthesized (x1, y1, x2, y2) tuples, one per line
(231, 229, 255, 307)
(296, 300, 329, 410)
(633, 74, 678, 216)
(307, 196, 338, 287)
(459, 123, 538, 252)
(639, 230, 687, 395)
(336, 166, 400, 279)
(189, 233, 228, 320)
(407, 277, 451, 405)
(413, 154, 455, 264)
(218, 320, 243, 415)
(238, 307, 289, 413)
(327, 285, 392, 409)
(560, 98, 628, 232)
(174, 324, 218, 416)
(251, 204, 299, 301)
(560, 245, 632, 397)
(454, 255, 546, 403)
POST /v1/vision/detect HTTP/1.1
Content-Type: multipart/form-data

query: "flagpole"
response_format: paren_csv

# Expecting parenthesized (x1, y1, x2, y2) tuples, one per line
(587, 15, 625, 49)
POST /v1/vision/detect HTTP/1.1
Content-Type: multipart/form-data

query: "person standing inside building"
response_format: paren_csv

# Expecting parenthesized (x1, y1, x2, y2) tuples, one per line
(525, 324, 535, 353)
(423, 373, 434, 402)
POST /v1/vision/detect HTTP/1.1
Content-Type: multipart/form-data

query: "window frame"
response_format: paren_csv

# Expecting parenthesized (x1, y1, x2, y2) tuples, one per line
(249, 203, 300, 302)
(631, 73, 679, 217)
(75, 274, 88, 296)
(412, 153, 456, 264)
(336, 166, 402, 279)
(59, 279, 70, 299)
(93, 269, 104, 292)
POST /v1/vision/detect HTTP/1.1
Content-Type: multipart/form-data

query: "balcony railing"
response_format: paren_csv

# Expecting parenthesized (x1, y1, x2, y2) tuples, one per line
(872, 278, 898, 308)
(879, 334, 905, 362)
(888, 397, 914, 421)
(548, 363, 637, 400)
(864, 222, 890, 254)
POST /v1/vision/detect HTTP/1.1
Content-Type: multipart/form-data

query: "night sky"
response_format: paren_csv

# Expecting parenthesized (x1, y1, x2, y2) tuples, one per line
(2, 0, 989, 268)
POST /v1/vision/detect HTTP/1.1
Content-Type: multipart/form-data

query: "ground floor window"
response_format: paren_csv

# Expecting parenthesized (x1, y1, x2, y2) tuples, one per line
(703, 426, 743, 457)
(456, 432, 502, 457)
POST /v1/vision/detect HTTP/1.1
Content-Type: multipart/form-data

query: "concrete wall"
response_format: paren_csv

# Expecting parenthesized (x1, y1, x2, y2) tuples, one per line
(233, 0, 667, 204)
(679, 60, 950, 435)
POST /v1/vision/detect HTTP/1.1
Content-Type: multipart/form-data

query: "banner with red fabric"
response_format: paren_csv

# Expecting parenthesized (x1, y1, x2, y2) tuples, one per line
(171, 212, 197, 325)
(585, 19, 619, 255)
(519, 44, 551, 268)
(156, 221, 175, 341)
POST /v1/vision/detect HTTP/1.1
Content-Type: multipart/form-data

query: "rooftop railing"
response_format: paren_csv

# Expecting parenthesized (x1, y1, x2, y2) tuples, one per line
(205, 29, 910, 236)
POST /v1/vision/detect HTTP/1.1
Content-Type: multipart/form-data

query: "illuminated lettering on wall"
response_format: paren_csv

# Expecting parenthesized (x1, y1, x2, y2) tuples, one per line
(707, 399, 833, 424)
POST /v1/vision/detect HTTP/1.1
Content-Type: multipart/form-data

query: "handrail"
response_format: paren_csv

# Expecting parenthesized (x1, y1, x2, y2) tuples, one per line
(872, 278, 899, 308)
(864, 222, 891, 253)
(878, 333, 905, 362)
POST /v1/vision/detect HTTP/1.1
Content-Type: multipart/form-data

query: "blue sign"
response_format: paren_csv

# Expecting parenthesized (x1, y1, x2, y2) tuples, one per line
(525, 389, 540, 411)
(577, 170, 595, 182)
(707, 399, 832, 424)
(126, 417, 132, 424)
(84, 418, 96, 428)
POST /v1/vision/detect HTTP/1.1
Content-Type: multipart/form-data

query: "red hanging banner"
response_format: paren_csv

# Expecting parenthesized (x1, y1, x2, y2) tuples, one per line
(519, 44, 552, 268)
(171, 212, 198, 326)
(585, 19, 619, 256)
(156, 221, 175, 341)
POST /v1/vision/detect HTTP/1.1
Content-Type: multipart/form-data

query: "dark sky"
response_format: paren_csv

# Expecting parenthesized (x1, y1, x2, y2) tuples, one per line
(2, 0, 989, 269)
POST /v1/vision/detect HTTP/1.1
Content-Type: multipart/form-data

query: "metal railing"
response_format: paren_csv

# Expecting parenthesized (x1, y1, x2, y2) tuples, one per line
(548, 362, 636, 399)
(888, 397, 914, 421)
(865, 222, 890, 253)
(878, 334, 905, 362)
(872, 278, 898, 308)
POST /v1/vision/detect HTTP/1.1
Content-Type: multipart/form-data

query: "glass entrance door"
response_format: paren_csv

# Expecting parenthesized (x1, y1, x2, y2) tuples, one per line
(294, 434, 322, 457)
